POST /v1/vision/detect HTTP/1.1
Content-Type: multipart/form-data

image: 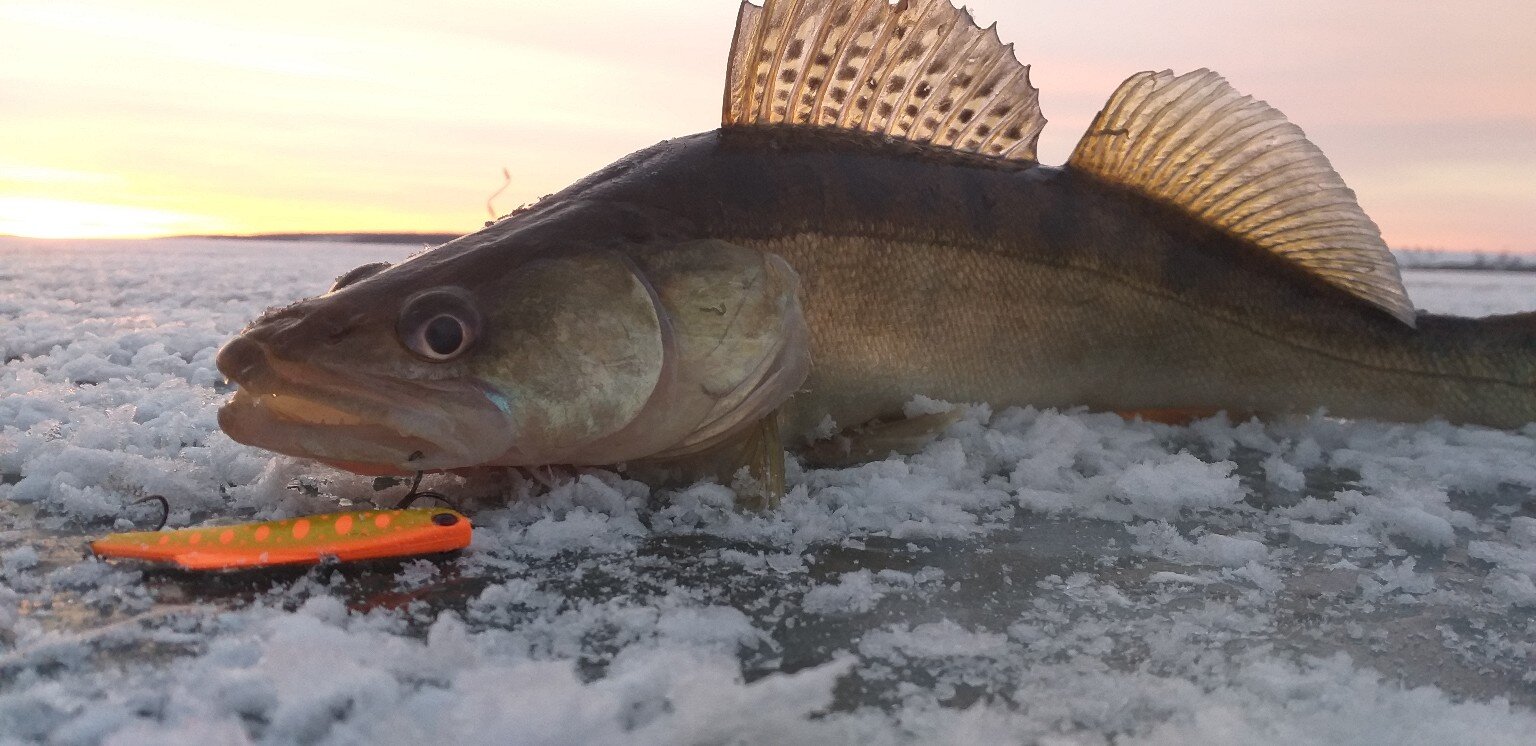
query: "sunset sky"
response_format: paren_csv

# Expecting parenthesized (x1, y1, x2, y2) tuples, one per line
(2, 0, 1532, 251)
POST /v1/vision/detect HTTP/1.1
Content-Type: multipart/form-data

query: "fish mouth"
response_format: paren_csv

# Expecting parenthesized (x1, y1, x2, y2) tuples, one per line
(216, 336, 514, 475)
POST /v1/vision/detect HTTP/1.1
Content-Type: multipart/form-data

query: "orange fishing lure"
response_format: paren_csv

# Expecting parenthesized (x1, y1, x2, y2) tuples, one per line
(90, 508, 472, 570)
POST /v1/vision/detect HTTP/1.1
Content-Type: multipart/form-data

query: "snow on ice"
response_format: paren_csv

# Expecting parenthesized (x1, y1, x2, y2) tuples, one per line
(2, 237, 1535, 744)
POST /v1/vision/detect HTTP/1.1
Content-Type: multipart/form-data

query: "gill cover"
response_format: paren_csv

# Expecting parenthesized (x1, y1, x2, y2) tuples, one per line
(472, 240, 809, 466)
(470, 251, 668, 464)
(632, 239, 811, 461)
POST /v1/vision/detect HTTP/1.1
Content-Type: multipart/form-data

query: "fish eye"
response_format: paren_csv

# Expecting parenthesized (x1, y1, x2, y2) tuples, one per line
(330, 262, 392, 292)
(431, 512, 459, 526)
(397, 288, 481, 362)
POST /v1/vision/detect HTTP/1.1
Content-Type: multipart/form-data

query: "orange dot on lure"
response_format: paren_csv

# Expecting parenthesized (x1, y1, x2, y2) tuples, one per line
(89, 508, 472, 571)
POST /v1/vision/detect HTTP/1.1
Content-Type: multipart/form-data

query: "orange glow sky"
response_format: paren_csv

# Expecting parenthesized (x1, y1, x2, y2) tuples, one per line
(2, 0, 1532, 251)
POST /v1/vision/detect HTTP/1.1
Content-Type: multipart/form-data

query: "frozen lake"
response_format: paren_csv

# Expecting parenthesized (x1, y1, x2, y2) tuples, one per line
(2, 237, 1535, 744)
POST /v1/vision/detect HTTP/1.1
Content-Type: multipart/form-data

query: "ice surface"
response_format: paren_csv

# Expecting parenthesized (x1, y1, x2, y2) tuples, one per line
(1, 238, 1534, 743)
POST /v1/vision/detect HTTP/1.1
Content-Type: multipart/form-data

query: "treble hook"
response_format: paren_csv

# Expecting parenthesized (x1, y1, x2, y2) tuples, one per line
(130, 495, 171, 531)
(397, 472, 459, 511)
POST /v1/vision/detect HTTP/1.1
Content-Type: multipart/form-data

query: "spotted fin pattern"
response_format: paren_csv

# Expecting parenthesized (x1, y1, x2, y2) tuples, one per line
(1069, 69, 1415, 326)
(90, 508, 471, 570)
(724, 0, 1046, 163)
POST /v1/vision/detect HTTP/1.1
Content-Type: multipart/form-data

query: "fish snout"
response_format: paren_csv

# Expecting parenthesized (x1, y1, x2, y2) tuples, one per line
(216, 336, 267, 386)
(235, 295, 367, 364)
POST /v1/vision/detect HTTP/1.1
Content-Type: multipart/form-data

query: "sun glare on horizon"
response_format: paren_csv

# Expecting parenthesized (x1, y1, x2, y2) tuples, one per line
(0, 197, 230, 239)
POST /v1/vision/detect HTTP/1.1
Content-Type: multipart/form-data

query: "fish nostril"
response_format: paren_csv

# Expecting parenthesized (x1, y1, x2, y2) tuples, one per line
(216, 336, 266, 383)
(326, 323, 358, 345)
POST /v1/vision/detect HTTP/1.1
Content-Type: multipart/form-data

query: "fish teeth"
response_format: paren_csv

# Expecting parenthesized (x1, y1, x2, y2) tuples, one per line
(260, 392, 367, 427)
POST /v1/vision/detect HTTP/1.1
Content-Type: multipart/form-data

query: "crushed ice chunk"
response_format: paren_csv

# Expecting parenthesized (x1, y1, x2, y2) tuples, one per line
(1130, 522, 1270, 567)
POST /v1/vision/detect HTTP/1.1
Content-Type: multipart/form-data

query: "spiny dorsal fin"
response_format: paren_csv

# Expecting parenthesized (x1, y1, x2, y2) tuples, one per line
(1068, 69, 1415, 326)
(724, 0, 1046, 163)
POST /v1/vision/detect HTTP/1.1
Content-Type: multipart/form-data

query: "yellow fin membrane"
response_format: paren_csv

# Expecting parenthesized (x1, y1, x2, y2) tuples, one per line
(1069, 69, 1414, 326)
(90, 508, 471, 571)
(724, 0, 1046, 162)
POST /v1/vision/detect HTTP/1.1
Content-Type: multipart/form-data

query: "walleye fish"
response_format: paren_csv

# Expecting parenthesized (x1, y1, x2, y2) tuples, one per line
(217, 0, 1536, 504)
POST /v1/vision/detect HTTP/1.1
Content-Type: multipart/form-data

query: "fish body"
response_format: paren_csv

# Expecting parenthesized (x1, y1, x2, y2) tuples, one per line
(485, 130, 1536, 437)
(216, 0, 1535, 492)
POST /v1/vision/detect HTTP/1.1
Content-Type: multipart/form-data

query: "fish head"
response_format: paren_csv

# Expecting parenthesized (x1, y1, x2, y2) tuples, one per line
(216, 252, 521, 475)
(217, 232, 808, 475)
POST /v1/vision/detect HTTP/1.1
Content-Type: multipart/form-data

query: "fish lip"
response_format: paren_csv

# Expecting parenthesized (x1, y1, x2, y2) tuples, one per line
(215, 337, 514, 474)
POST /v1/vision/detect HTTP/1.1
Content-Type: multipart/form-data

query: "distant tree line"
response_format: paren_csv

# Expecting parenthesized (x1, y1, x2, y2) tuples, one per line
(1393, 248, 1536, 272)
(175, 232, 461, 245)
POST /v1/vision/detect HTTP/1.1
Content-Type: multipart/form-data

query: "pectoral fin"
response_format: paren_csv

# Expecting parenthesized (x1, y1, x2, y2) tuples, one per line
(802, 408, 965, 469)
(733, 409, 785, 511)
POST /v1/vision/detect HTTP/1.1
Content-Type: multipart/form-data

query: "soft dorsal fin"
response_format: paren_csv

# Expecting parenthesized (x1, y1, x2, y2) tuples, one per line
(724, 0, 1046, 163)
(1068, 69, 1415, 326)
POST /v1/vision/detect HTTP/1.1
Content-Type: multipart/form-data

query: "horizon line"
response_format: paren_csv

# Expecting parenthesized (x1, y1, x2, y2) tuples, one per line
(2, 231, 1531, 256)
